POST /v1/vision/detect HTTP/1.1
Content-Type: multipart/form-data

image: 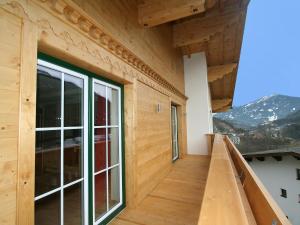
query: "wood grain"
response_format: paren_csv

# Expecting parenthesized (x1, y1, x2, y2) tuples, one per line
(0, 8, 22, 225)
(71, 0, 185, 93)
(113, 155, 210, 225)
(198, 134, 250, 225)
(135, 81, 172, 204)
(138, 0, 205, 27)
(225, 136, 292, 225)
(124, 79, 138, 208)
(16, 19, 38, 225)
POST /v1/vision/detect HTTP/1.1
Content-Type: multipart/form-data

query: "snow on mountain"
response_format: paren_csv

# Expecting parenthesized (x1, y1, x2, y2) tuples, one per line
(214, 94, 300, 128)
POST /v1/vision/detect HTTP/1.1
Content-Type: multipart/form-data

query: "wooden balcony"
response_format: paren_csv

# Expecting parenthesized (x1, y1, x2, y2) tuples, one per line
(111, 155, 210, 225)
(110, 134, 291, 225)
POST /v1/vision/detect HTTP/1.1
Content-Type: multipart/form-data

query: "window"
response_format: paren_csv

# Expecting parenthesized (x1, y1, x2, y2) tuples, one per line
(92, 80, 122, 224)
(297, 169, 300, 180)
(171, 105, 179, 161)
(280, 188, 287, 198)
(298, 194, 300, 203)
(35, 58, 123, 225)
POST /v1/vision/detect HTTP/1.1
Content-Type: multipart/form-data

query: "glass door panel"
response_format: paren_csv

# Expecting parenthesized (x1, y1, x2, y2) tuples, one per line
(94, 172, 107, 218)
(64, 129, 83, 184)
(94, 84, 106, 126)
(35, 191, 60, 225)
(35, 130, 61, 196)
(64, 74, 84, 127)
(108, 167, 120, 209)
(64, 182, 83, 225)
(35, 59, 123, 225)
(35, 60, 87, 225)
(36, 65, 61, 128)
(93, 80, 122, 224)
(108, 128, 119, 167)
(94, 128, 107, 172)
(171, 105, 179, 161)
(107, 88, 119, 126)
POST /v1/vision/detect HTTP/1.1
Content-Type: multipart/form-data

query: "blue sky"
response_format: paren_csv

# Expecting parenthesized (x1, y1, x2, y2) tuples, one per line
(234, 0, 300, 106)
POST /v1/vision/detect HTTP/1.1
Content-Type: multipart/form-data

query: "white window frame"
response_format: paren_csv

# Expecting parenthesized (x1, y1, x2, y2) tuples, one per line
(35, 59, 123, 225)
(171, 105, 179, 161)
(92, 79, 123, 225)
(35, 59, 89, 225)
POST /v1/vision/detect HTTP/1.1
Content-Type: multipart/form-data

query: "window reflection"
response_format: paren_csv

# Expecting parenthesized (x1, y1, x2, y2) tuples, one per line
(35, 191, 60, 225)
(108, 128, 119, 167)
(64, 74, 83, 127)
(35, 61, 122, 224)
(64, 129, 83, 184)
(108, 167, 120, 210)
(94, 128, 106, 172)
(95, 172, 107, 219)
(35, 131, 61, 197)
(64, 182, 83, 225)
(107, 88, 118, 126)
(36, 65, 61, 128)
(94, 84, 106, 126)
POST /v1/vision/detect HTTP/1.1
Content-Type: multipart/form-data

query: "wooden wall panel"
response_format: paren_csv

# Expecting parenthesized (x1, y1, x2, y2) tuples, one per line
(124, 79, 138, 208)
(0, 1, 188, 221)
(16, 19, 37, 225)
(71, 0, 185, 93)
(0, 8, 22, 225)
(136, 81, 172, 203)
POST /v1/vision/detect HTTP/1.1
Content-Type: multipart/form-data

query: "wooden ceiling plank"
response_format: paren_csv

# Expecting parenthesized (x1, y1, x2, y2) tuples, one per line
(215, 105, 232, 112)
(138, 0, 206, 27)
(173, 9, 241, 48)
(212, 98, 232, 112)
(208, 63, 237, 83)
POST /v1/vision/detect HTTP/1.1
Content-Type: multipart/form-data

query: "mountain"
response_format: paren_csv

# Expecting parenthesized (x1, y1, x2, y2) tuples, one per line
(213, 94, 300, 153)
(214, 94, 300, 128)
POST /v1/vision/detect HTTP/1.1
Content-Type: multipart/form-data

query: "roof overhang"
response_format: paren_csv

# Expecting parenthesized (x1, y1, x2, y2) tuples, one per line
(172, 0, 249, 112)
(137, 0, 250, 111)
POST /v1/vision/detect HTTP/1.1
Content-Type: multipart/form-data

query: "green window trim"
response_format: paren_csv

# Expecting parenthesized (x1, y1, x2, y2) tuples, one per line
(38, 52, 126, 225)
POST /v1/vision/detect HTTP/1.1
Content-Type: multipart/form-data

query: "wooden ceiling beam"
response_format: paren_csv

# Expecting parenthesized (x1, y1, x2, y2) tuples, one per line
(173, 7, 242, 47)
(214, 105, 232, 112)
(212, 98, 232, 112)
(138, 0, 206, 27)
(208, 63, 237, 83)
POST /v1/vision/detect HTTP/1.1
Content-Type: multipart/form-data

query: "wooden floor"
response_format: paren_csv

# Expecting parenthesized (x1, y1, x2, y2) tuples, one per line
(110, 155, 210, 225)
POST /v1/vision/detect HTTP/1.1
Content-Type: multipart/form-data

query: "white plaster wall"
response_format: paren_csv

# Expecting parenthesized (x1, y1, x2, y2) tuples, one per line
(207, 86, 213, 132)
(248, 156, 300, 225)
(184, 52, 213, 155)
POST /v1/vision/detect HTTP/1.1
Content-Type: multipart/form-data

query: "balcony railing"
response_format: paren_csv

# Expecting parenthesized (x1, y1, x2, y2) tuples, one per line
(198, 134, 291, 225)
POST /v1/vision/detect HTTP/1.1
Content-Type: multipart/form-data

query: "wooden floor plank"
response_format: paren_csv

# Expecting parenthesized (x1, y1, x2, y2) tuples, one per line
(109, 218, 141, 225)
(110, 155, 210, 225)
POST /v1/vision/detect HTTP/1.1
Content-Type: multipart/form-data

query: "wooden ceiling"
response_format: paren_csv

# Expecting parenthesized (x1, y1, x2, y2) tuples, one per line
(137, 0, 250, 112)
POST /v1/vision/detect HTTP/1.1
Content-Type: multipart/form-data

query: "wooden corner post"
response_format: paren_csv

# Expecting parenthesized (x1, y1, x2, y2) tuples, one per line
(16, 19, 38, 225)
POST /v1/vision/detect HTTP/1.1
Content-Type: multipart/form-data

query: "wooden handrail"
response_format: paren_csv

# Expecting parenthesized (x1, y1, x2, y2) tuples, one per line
(198, 134, 250, 225)
(225, 136, 292, 225)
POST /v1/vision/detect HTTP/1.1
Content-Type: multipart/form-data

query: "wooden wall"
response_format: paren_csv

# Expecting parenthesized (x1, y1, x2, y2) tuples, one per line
(71, 0, 185, 93)
(0, 7, 37, 225)
(136, 81, 172, 203)
(0, 9, 21, 225)
(0, 0, 187, 223)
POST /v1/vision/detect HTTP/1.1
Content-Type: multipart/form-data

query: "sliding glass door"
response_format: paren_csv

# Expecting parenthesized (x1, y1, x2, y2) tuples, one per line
(35, 61, 88, 225)
(35, 58, 123, 225)
(92, 80, 122, 224)
(171, 105, 179, 161)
